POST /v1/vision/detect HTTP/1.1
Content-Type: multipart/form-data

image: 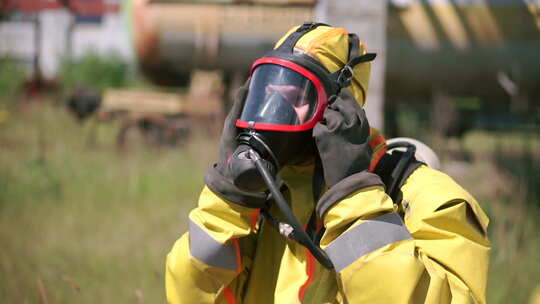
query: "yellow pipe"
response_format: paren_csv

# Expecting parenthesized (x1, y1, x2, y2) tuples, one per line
(429, 0, 470, 51)
(463, 0, 504, 47)
(399, 0, 441, 51)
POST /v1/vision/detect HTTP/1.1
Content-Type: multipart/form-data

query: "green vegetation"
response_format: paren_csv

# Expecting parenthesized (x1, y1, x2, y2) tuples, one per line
(0, 102, 217, 303)
(0, 57, 26, 109)
(1, 101, 539, 303)
(58, 52, 143, 94)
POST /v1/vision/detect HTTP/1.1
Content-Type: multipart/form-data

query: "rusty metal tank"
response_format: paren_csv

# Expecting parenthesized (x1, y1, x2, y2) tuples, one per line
(131, 0, 540, 100)
(132, 0, 314, 86)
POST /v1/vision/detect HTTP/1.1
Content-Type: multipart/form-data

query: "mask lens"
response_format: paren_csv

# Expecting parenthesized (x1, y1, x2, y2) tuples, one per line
(240, 64, 318, 127)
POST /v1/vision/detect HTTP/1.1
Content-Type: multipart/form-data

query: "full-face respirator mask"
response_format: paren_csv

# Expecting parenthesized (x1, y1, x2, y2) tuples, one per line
(227, 22, 376, 269)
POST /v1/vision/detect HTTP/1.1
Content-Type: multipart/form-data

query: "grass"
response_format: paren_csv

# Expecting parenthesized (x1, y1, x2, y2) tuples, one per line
(0, 102, 216, 303)
(0, 57, 26, 111)
(1, 101, 539, 303)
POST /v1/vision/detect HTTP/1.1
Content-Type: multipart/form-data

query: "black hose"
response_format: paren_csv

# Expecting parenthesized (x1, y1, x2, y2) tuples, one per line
(386, 142, 416, 199)
(249, 149, 334, 269)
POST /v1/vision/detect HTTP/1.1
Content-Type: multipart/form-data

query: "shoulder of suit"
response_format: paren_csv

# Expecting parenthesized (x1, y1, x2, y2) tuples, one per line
(401, 165, 477, 210)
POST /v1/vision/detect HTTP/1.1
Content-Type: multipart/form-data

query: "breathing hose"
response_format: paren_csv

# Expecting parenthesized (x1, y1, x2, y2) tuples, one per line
(248, 149, 334, 269)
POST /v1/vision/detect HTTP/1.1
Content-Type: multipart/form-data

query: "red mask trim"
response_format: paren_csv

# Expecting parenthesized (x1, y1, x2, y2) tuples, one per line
(236, 57, 328, 132)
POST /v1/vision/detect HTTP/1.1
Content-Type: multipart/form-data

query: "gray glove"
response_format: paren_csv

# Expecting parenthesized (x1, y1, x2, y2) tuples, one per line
(204, 83, 267, 208)
(313, 90, 384, 218)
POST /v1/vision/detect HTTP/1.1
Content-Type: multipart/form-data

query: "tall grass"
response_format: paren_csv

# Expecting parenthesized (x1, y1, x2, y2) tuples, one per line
(0, 101, 539, 303)
(0, 56, 26, 109)
(487, 198, 540, 304)
(0, 102, 217, 303)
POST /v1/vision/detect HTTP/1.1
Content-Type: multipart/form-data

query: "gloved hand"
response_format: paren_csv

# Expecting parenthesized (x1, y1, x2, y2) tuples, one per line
(204, 83, 267, 208)
(313, 90, 384, 218)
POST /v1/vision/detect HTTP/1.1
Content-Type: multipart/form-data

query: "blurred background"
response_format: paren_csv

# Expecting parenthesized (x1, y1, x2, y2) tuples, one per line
(0, 0, 539, 303)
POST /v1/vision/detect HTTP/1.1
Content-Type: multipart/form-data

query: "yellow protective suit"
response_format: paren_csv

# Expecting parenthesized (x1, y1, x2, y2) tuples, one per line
(166, 163, 490, 303)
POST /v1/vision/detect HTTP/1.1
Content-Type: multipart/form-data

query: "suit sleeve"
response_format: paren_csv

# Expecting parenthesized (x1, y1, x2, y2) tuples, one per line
(319, 166, 490, 304)
(165, 186, 259, 304)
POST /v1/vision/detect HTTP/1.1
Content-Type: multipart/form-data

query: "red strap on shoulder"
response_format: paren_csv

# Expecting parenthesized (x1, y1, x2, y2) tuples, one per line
(368, 128, 387, 172)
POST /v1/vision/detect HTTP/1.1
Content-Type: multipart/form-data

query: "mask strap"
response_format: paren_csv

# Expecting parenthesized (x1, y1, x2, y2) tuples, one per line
(333, 52, 377, 90)
(330, 32, 377, 90)
(348, 33, 360, 62)
(276, 22, 329, 53)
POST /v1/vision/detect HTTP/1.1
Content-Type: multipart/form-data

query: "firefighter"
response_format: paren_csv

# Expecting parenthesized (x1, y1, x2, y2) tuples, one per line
(166, 23, 490, 304)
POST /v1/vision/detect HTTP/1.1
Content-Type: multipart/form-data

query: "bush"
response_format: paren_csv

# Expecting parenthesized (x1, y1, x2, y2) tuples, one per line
(0, 56, 26, 108)
(58, 52, 136, 94)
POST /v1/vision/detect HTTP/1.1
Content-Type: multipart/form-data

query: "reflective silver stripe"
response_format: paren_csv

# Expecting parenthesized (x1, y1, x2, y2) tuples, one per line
(189, 220, 238, 271)
(324, 213, 412, 272)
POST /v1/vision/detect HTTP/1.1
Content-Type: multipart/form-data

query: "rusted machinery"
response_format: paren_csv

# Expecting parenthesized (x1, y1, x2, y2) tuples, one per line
(131, 0, 315, 86)
(67, 70, 225, 147)
(131, 0, 540, 103)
